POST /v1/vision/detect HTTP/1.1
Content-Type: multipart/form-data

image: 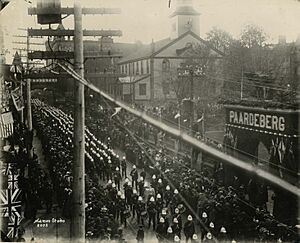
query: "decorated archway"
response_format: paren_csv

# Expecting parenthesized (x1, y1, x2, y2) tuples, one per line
(222, 104, 299, 225)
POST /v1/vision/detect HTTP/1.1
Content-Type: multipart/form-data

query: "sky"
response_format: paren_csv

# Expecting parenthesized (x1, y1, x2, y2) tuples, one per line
(1, 0, 300, 63)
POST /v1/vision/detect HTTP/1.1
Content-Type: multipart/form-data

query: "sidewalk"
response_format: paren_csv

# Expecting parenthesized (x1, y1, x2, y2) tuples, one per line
(22, 131, 70, 242)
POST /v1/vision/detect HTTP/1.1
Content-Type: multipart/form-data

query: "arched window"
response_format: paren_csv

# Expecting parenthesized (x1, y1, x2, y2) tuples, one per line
(162, 59, 170, 72)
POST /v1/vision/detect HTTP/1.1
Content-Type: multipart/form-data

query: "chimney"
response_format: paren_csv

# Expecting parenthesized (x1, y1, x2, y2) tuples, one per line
(151, 39, 155, 53)
(278, 35, 286, 45)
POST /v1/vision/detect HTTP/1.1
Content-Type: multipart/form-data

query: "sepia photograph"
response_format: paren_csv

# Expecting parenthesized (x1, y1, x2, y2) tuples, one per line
(0, 0, 299, 242)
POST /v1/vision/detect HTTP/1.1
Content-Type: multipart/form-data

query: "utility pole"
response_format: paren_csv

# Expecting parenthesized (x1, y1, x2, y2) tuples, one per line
(26, 34, 33, 158)
(190, 69, 194, 133)
(241, 69, 244, 100)
(71, 0, 85, 241)
(27, 2, 122, 241)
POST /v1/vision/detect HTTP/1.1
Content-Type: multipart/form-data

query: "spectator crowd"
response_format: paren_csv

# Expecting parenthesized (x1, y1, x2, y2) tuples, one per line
(28, 96, 298, 242)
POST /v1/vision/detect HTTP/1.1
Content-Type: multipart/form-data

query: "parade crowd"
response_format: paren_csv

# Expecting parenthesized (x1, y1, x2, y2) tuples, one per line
(29, 96, 298, 242)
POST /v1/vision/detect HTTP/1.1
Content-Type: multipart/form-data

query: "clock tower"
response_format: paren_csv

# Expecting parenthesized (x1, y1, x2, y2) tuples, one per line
(170, 0, 200, 39)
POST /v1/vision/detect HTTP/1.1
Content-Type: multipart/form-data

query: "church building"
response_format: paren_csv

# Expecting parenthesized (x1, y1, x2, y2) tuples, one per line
(115, 0, 225, 104)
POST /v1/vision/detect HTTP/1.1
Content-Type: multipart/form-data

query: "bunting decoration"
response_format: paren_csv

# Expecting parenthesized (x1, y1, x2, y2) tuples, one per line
(0, 112, 14, 138)
(11, 87, 24, 111)
(1, 160, 22, 241)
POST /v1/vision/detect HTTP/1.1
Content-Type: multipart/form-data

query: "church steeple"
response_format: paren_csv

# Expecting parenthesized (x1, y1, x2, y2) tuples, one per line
(170, 0, 200, 39)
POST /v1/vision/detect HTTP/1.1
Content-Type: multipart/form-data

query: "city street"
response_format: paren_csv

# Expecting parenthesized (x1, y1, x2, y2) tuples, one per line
(0, 0, 299, 242)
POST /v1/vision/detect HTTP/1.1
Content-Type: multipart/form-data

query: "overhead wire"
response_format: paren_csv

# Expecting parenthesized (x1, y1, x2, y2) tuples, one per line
(57, 62, 300, 197)
(100, 99, 297, 236)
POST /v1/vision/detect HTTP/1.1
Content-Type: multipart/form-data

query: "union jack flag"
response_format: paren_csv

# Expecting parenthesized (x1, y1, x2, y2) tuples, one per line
(7, 210, 22, 239)
(0, 189, 21, 217)
(8, 174, 18, 190)
(1, 162, 12, 176)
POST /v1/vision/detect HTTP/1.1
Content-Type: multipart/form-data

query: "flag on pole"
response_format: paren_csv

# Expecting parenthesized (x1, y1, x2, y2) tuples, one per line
(196, 115, 203, 123)
(174, 113, 181, 119)
(0, 112, 14, 138)
(111, 107, 122, 118)
(11, 87, 24, 111)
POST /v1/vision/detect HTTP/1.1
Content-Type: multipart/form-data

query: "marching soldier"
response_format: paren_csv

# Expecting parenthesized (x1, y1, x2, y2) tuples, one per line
(165, 185, 172, 207)
(183, 215, 195, 243)
(114, 167, 122, 190)
(173, 208, 183, 231)
(147, 196, 156, 230)
(138, 177, 145, 197)
(131, 189, 138, 219)
(130, 165, 138, 190)
(136, 196, 146, 226)
(172, 218, 181, 239)
(121, 156, 127, 178)
(156, 194, 164, 223)
(156, 217, 167, 243)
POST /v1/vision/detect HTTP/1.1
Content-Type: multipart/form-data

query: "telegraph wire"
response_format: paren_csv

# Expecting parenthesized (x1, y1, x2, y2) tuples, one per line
(57, 62, 300, 197)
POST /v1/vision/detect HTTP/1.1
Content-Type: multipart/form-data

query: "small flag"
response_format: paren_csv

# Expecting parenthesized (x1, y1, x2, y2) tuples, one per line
(11, 87, 24, 111)
(174, 113, 181, 119)
(111, 107, 122, 118)
(197, 116, 203, 123)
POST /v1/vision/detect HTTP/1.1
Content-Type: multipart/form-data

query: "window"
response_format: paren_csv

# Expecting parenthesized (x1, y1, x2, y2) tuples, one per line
(146, 60, 150, 73)
(141, 60, 144, 74)
(132, 63, 135, 75)
(162, 59, 170, 72)
(139, 83, 146, 96)
(136, 62, 139, 74)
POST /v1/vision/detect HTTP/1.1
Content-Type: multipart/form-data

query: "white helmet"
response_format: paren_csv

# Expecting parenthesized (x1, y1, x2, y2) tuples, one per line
(157, 194, 161, 199)
(159, 217, 165, 223)
(138, 196, 143, 201)
(112, 183, 116, 188)
(173, 218, 178, 223)
(127, 182, 132, 187)
(167, 227, 173, 233)
(133, 189, 137, 194)
(121, 194, 125, 200)
(206, 233, 212, 240)
(140, 177, 144, 182)
(158, 178, 162, 183)
(152, 174, 156, 179)
(202, 212, 207, 218)
(133, 165, 136, 169)
(192, 234, 198, 240)
(175, 208, 179, 214)
(166, 185, 170, 191)
(108, 180, 112, 184)
(162, 209, 167, 215)
(220, 227, 227, 233)
(116, 167, 119, 171)
(187, 215, 193, 221)
(209, 222, 214, 228)
(174, 235, 180, 242)
(174, 189, 179, 194)
(150, 196, 155, 202)
(117, 191, 122, 196)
